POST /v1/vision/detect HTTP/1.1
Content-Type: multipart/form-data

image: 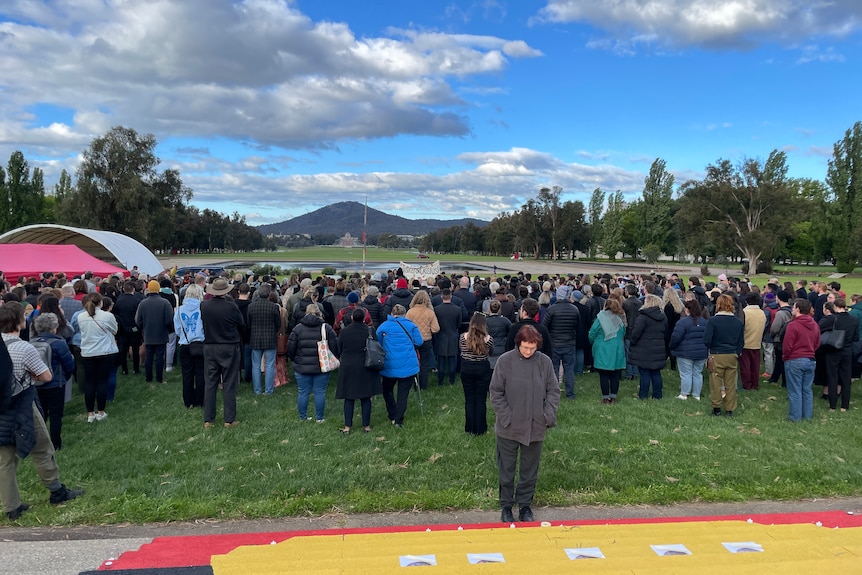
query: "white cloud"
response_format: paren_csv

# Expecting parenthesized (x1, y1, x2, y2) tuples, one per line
(539, 0, 862, 51)
(0, 0, 542, 153)
(174, 147, 647, 224)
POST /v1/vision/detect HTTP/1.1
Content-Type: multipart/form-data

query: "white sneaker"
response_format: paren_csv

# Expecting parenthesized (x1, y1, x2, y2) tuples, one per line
(95, 412, 108, 421)
(676, 394, 687, 400)
(165, 365, 173, 372)
(316, 418, 325, 424)
(87, 414, 96, 423)
(693, 396, 701, 401)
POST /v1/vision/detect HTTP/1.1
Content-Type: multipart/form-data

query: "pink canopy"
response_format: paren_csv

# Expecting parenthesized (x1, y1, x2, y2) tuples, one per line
(0, 243, 128, 281)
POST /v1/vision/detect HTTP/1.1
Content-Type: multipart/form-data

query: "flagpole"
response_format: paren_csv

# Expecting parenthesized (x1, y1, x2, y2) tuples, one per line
(362, 195, 367, 274)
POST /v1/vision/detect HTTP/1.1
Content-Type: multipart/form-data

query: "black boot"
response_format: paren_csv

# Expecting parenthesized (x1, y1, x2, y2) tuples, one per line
(712, 407, 722, 416)
(501, 507, 515, 523)
(50, 484, 83, 505)
(6, 503, 28, 520)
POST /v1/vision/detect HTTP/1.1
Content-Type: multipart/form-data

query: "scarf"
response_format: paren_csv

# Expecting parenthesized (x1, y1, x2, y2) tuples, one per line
(597, 310, 624, 341)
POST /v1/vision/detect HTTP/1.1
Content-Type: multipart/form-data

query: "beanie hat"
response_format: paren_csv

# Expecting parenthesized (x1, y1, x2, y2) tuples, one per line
(764, 292, 776, 301)
(777, 290, 792, 302)
(556, 285, 572, 301)
(347, 291, 360, 304)
(147, 280, 160, 293)
(396, 278, 408, 289)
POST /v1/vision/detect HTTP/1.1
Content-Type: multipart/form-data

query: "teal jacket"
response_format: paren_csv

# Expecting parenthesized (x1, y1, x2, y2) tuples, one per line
(588, 311, 626, 371)
(849, 302, 862, 339)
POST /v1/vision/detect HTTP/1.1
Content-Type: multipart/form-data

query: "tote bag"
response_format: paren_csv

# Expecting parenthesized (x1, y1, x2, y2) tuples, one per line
(317, 324, 340, 372)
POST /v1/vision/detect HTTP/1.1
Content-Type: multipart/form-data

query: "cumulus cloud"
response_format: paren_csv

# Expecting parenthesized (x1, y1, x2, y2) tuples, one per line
(0, 0, 541, 153)
(538, 0, 862, 51)
(178, 146, 647, 224)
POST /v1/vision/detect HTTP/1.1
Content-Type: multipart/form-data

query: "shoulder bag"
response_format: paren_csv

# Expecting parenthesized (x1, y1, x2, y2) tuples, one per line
(364, 326, 386, 371)
(318, 324, 340, 372)
(820, 316, 846, 350)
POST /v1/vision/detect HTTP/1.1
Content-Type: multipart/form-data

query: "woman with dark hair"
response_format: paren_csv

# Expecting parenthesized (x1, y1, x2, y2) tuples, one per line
(490, 324, 560, 524)
(703, 294, 744, 417)
(589, 298, 626, 404)
(77, 292, 118, 423)
(669, 299, 709, 400)
(29, 295, 74, 343)
(818, 297, 860, 412)
(459, 313, 493, 435)
(377, 304, 423, 428)
(485, 299, 512, 370)
(629, 294, 668, 400)
(336, 308, 382, 433)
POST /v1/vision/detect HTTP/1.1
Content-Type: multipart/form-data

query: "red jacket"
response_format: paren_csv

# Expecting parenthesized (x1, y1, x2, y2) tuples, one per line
(782, 314, 820, 361)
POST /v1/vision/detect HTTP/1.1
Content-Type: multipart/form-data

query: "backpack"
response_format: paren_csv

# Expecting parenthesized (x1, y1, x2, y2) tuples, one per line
(30, 336, 53, 385)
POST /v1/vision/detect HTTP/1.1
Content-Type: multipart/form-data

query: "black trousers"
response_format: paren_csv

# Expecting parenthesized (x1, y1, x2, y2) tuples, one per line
(461, 359, 490, 435)
(144, 344, 166, 383)
(344, 398, 372, 428)
(37, 386, 65, 450)
(117, 330, 142, 374)
(382, 376, 414, 425)
(824, 349, 853, 410)
(179, 344, 205, 408)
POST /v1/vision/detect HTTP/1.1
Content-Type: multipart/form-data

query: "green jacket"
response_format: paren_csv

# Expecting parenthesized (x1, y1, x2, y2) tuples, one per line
(588, 311, 626, 371)
(849, 302, 862, 339)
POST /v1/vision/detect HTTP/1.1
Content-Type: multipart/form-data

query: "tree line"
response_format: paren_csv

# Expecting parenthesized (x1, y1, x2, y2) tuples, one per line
(420, 121, 862, 273)
(0, 126, 275, 253)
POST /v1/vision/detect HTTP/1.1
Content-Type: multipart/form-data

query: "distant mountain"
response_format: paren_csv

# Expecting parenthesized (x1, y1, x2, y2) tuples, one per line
(257, 201, 488, 236)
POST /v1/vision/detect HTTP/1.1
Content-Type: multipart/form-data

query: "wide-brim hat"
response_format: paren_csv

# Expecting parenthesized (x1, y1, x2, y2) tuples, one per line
(206, 278, 232, 296)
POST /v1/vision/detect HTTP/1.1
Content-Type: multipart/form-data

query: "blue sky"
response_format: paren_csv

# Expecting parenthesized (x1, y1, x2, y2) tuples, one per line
(1, 1, 860, 226)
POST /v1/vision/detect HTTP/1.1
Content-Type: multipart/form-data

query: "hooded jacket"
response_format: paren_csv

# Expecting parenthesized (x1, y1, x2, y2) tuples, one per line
(383, 288, 413, 316)
(287, 313, 339, 375)
(782, 313, 820, 362)
(629, 306, 668, 369)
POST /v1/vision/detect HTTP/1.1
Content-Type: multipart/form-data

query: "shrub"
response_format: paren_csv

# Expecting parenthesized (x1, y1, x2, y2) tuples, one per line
(321, 266, 337, 275)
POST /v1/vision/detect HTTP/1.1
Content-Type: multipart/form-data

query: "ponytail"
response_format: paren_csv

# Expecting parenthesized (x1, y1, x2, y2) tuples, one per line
(83, 292, 102, 317)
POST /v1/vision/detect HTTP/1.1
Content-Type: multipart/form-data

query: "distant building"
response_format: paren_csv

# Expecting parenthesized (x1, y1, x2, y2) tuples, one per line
(339, 232, 356, 247)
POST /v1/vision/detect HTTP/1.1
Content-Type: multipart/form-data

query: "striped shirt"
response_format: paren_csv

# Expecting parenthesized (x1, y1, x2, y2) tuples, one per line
(459, 333, 493, 362)
(1, 333, 49, 396)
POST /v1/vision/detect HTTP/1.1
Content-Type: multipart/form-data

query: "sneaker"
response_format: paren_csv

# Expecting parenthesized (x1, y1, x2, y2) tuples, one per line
(50, 485, 83, 505)
(761, 372, 771, 379)
(676, 394, 687, 400)
(501, 506, 515, 523)
(6, 503, 29, 520)
(87, 414, 96, 423)
(518, 506, 534, 522)
(224, 421, 240, 428)
(712, 407, 722, 416)
(95, 412, 108, 421)
(165, 365, 173, 372)
(725, 411, 734, 417)
(692, 396, 700, 401)
(316, 418, 325, 424)
(204, 422, 214, 429)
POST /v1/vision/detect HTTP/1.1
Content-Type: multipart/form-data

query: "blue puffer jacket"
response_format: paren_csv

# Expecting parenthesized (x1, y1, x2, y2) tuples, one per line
(377, 316, 423, 378)
(668, 316, 709, 360)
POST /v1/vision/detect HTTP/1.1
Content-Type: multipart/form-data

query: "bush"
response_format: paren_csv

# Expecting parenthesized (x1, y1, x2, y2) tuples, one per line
(321, 266, 337, 275)
(642, 244, 661, 265)
(252, 263, 285, 277)
(836, 259, 856, 274)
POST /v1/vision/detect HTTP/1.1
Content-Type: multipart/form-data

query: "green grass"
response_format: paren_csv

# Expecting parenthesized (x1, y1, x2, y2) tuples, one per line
(10, 365, 862, 526)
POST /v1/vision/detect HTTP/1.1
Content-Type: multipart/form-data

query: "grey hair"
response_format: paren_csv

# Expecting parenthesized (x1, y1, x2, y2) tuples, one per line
(392, 304, 407, 316)
(34, 312, 59, 334)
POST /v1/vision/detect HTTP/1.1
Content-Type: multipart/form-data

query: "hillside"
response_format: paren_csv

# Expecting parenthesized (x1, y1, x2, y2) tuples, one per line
(257, 201, 488, 236)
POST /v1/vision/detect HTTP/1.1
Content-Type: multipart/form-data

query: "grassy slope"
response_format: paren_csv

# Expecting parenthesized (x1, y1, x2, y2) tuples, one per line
(14, 366, 862, 526)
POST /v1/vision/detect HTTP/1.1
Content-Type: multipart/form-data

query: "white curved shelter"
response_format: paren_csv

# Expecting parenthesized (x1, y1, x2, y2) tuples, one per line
(0, 224, 163, 276)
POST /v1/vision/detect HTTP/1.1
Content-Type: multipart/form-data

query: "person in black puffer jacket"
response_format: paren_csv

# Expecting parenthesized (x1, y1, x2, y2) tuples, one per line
(361, 286, 386, 329)
(287, 304, 339, 423)
(630, 295, 668, 400)
(383, 278, 413, 316)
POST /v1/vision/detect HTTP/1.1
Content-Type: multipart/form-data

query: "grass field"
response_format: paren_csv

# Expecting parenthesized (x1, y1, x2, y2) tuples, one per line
(10, 364, 862, 526)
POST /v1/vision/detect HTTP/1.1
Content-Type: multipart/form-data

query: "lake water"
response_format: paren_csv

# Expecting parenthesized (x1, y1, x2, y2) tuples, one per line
(223, 260, 497, 275)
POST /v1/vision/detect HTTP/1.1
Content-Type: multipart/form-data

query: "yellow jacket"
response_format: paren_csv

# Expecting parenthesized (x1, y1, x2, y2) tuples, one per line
(742, 305, 766, 350)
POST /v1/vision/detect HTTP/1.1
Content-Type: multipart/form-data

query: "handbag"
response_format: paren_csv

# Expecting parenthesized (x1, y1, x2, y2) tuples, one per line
(364, 326, 386, 371)
(317, 324, 340, 372)
(820, 316, 846, 350)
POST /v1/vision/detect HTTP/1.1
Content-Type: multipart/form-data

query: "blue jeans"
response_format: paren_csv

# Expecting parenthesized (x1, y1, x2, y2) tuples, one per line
(295, 372, 330, 421)
(251, 348, 276, 394)
(677, 358, 705, 398)
(638, 368, 663, 399)
(785, 357, 815, 421)
(574, 348, 584, 375)
(624, 339, 639, 378)
(551, 345, 576, 398)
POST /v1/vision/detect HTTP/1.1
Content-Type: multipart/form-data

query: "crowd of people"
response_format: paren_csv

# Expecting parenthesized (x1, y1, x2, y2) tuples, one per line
(1, 265, 858, 523)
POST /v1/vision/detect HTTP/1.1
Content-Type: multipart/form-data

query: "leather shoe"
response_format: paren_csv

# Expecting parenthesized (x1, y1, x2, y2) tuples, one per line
(6, 503, 28, 520)
(500, 507, 515, 523)
(518, 506, 534, 522)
